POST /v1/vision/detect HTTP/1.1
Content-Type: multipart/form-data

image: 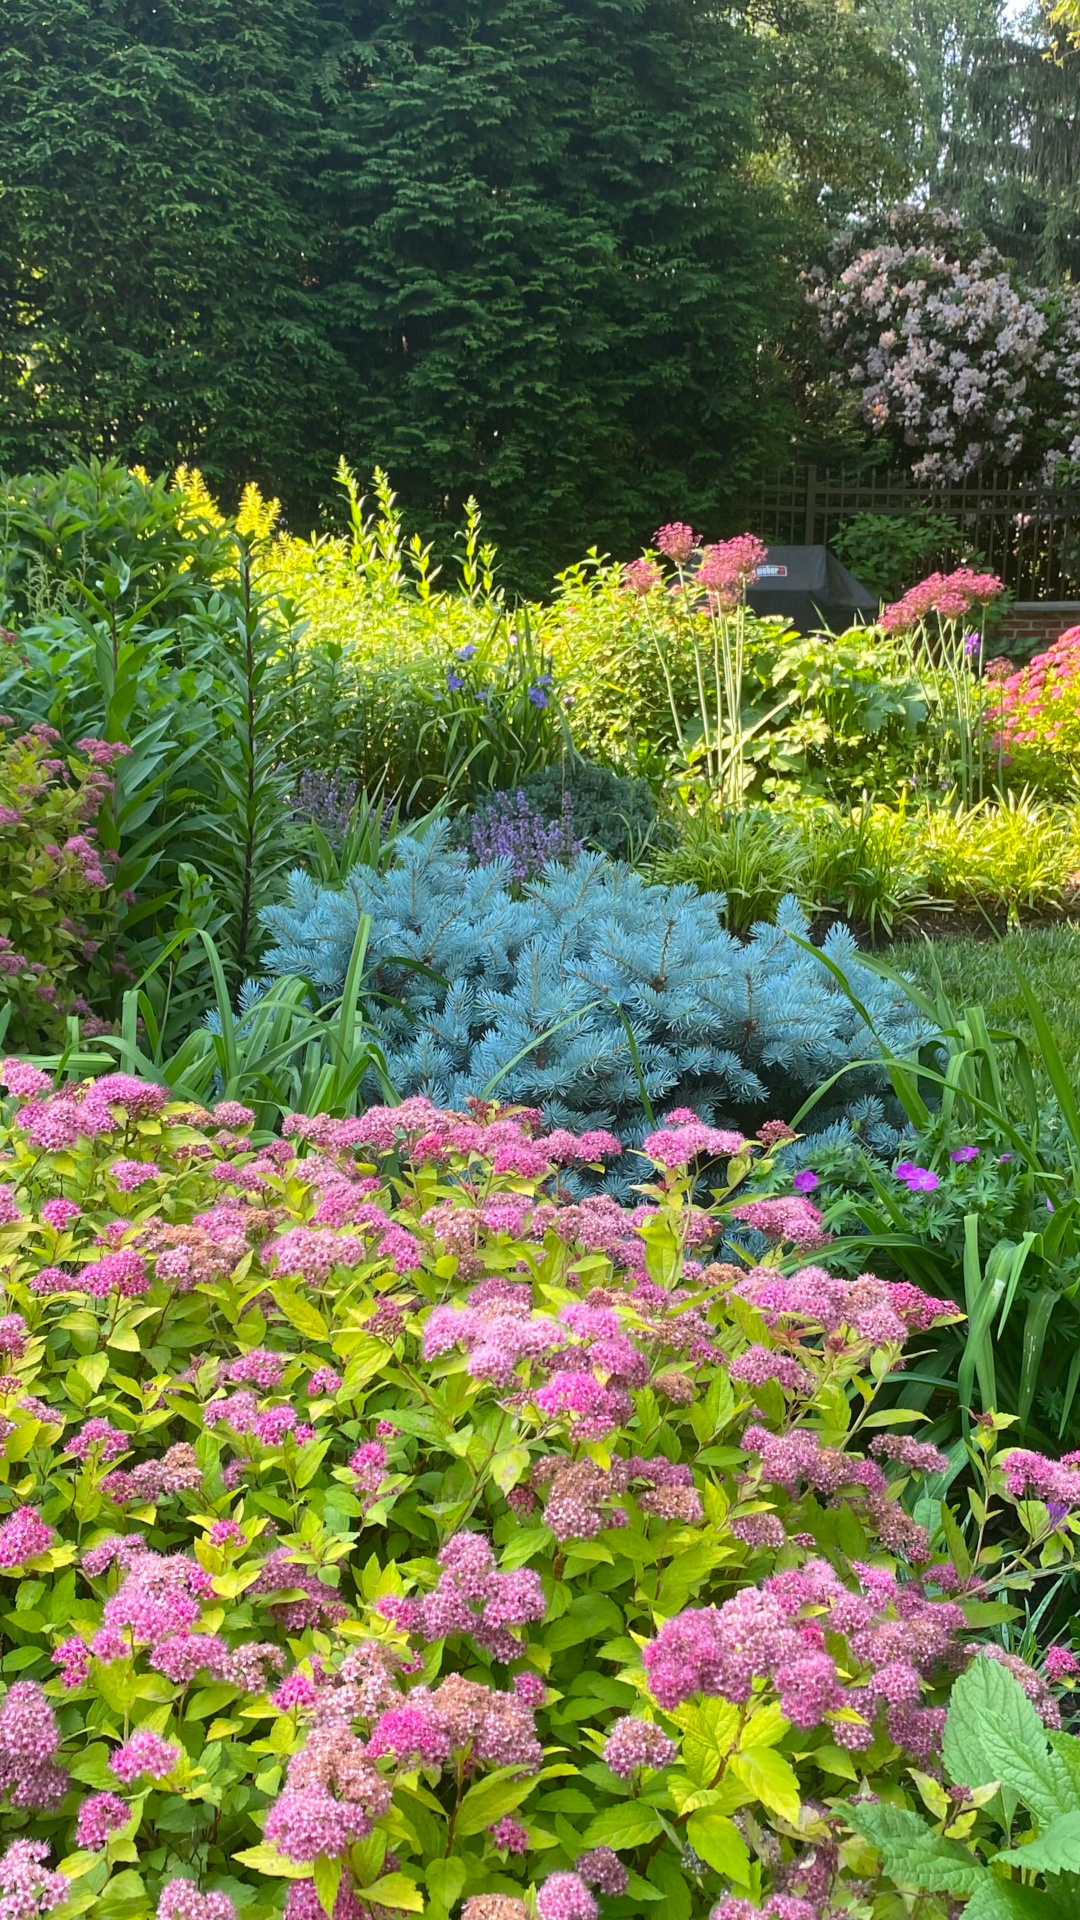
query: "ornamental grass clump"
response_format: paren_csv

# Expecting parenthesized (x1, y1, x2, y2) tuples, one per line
(0, 1069, 1076, 1915)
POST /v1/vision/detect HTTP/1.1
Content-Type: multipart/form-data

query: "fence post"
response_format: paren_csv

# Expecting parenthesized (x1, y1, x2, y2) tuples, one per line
(803, 464, 817, 546)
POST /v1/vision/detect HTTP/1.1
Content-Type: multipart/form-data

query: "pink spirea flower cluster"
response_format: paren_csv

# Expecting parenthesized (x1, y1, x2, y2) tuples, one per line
(643, 1559, 966, 1757)
(377, 1532, 545, 1663)
(730, 1196, 831, 1249)
(108, 1728, 180, 1785)
(732, 1264, 948, 1344)
(986, 625, 1080, 758)
(0, 1508, 52, 1570)
(0, 1839, 68, 1920)
(0, 1683, 67, 1809)
(156, 1880, 237, 1920)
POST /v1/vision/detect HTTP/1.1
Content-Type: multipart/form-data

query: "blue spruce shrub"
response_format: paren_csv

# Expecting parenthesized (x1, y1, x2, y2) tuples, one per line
(260, 826, 927, 1174)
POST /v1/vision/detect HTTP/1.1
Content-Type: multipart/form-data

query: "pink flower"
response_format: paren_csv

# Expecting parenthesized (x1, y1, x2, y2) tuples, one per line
(643, 1122, 745, 1168)
(653, 522, 698, 564)
(0, 1840, 67, 1917)
(76, 1791, 130, 1849)
(38, 1198, 80, 1229)
(536, 1875, 597, 1920)
(0, 1507, 53, 1569)
(108, 1159, 158, 1191)
(109, 1729, 180, 1784)
(623, 558, 662, 596)
(157, 1881, 238, 1920)
(602, 1716, 676, 1777)
(1045, 1646, 1080, 1681)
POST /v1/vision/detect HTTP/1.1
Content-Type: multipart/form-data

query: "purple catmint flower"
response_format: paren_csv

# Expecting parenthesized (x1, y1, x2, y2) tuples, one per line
(469, 789, 581, 885)
(293, 770, 359, 840)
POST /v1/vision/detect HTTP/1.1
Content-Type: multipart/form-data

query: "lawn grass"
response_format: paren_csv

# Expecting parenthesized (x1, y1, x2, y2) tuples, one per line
(886, 923, 1080, 1094)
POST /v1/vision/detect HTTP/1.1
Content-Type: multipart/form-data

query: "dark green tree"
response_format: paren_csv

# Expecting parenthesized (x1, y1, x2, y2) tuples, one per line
(0, 0, 350, 502)
(311, 0, 796, 578)
(0, 0, 798, 580)
(940, 18, 1080, 283)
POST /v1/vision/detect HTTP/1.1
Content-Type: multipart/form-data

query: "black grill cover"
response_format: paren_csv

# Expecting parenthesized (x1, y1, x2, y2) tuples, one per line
(746, 545, 879, 635)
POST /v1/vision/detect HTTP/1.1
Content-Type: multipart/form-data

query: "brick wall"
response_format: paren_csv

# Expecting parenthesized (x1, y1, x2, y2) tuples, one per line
(996, 602, 1080, 649)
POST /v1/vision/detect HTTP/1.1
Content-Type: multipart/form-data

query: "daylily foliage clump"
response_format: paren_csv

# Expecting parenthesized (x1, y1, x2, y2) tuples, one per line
(0, 1073, 1075, 1919)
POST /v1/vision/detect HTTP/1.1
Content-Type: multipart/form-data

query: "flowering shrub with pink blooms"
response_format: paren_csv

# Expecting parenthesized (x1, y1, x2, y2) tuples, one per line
(808, 203, 1080, 484)
(985, 624, 1080, 790)
(0, 723, 124, 1047)
(0, 1071, 1076, 1918)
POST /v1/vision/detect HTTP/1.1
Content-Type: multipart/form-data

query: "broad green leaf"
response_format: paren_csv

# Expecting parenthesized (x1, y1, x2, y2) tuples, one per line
(731, 1745, 801, 1823)
(581, 1802, 664, 1850)
(646, 1850, 693, 1920)
(357, 1873, 424, 1911)
(455, 1772, 536, 1837)
(232, 1845, 309, 1878)
(686, 1809, 751, 1883)
(672, 1697, 740, 1787)
(313, 1856, 342, 1919)
(425, 1859, 467, 1910)
(965, 1880, 1073, 1920)
(996, 1807, 1080, 1872)
(847, 1803, 986, 1895)
(273, 1286, 329, 1342)
(942, 1659, 1074, 1825)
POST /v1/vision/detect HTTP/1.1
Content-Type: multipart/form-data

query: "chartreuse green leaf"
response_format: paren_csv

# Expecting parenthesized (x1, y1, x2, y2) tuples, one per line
(455, 1771, 537, 1837)
(685, 1809, 751, 1883)
(581, 1802, 664, 1849)
(232, 1845, 309, 1879)
(425, 1859, 467, 1911)
(313, 1855, 342, 1919)
(847, 1803, 986, 1895)
(731, 1746, 801, 1823)
(942, 1659, 1074, 1824)
(356, 1875, 423, 1912)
